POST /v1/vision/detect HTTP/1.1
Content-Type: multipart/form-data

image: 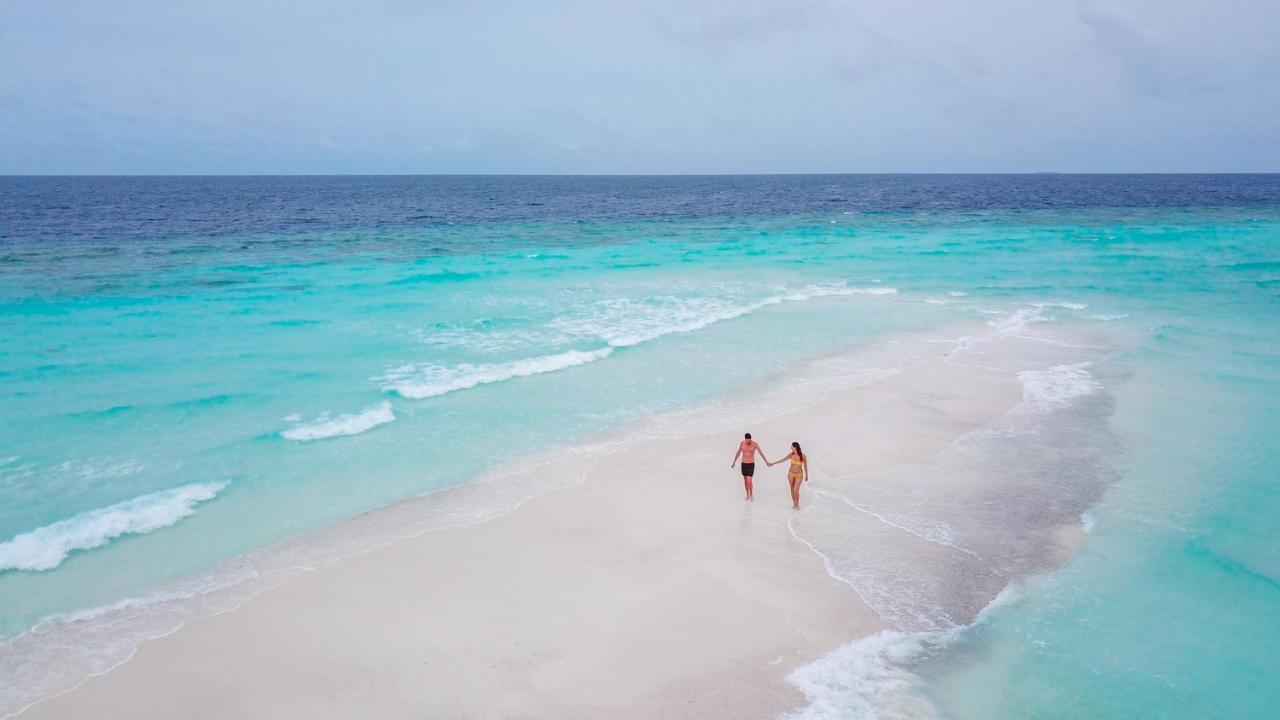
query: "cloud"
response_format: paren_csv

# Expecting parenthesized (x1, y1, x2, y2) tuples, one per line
(317, 134, 346, 151)
(0, 0, 1276, 172)
(1076, 3, 1213, 98)
(649, 0, 827, 48)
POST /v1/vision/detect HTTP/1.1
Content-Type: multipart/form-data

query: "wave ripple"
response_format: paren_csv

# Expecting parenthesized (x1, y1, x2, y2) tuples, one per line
(281, 402, 396, 441)
(0, 483, 227, 572)
(378, 349, 613, 399)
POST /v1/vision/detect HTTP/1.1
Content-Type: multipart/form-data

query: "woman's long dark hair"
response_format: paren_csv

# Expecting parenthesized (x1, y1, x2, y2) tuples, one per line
(791, 441, 804, 461)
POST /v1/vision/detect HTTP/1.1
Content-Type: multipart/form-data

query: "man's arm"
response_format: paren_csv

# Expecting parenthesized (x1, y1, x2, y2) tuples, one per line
(731, 446, 742, 467)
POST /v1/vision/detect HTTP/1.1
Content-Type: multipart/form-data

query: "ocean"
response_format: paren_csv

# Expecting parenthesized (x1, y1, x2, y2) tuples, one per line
(1, 175, 1278, 718)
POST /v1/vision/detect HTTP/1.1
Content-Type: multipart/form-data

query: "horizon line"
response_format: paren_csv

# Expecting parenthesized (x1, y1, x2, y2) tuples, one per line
(3, 171, 1279, 178)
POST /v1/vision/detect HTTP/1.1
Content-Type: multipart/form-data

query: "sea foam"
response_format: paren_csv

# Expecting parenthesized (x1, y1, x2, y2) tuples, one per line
(378, 348, 614, 399)
(281, 401, 396, 441)
(1017, 362, 1100, 411)
(591, 298, 770, 348)
(1032, 301, 1088, 311)
(784, 587, 1022, 720)
(387, 283, 897, 399)
(1081, 510, 1098, 534)
(0, 482, 226, 572)
(555, 286, 875, 348)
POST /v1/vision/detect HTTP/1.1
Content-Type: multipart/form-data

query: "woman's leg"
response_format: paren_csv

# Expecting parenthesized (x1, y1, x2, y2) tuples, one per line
(790, 474, 802, 508)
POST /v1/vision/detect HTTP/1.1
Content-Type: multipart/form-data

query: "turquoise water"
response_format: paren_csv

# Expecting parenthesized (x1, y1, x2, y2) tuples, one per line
(2, 176, 1279, 717)
(917, 308, 1280, 718)
(0, 219, 942, 640)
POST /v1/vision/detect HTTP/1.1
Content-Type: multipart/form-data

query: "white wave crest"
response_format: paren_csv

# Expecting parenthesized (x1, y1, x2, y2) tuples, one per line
(986, 306, 1046, 334)
(1017, 362, 1100, 412)
(564, 284, 896, 348)
(281, 402, 396, 441)
(386, 283, 898, 400)
(784, 586, 1020, 720)
(378, 348, 614, 399)
(945, 306, 1048, 360)
(1080, 510, 1097, 534)
(56, 459, 144, 481)
(0, 482, 227, 572)
(787, 285, 898, 299)
(784, 629, 942, 720)
(600, 299, 776, 348)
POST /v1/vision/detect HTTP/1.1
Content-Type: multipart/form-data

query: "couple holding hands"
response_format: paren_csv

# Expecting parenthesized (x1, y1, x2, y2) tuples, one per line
(730, 433, 809, 509)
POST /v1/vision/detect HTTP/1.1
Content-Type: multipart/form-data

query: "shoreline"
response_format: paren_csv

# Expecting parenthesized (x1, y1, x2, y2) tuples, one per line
(8, 318, 1117, 719)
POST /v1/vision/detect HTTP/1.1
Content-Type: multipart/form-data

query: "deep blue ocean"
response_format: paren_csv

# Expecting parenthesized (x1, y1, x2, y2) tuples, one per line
(1, 175, 1278, 718)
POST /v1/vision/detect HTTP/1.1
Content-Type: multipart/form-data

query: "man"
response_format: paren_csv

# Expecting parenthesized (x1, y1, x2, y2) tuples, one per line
(730, 432, 770, 501)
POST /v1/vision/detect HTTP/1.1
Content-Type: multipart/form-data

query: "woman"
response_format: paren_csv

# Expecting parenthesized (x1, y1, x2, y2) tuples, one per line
(768, 442, 808, 509)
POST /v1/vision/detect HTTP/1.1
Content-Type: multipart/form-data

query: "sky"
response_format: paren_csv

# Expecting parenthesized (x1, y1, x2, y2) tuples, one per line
(1, 0, 1277, 174)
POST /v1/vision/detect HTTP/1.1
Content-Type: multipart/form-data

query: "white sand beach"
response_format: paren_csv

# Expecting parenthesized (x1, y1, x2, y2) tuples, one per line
(18, 324, 1108, 719)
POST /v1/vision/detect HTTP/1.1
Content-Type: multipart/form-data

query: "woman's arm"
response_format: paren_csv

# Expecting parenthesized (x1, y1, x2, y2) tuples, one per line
(803, 457, 810, 482)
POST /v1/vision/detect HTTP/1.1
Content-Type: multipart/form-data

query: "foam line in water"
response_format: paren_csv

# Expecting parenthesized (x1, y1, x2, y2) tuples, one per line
(1016, 362, 1100, 411)
(0, 482, 226, 572)
(586, 281, 896, 345)
(378, 348, 614, 399)
(388, 283, 897, 399)
(945, 301, 1098, 361)
(602, 298, 775, 348)
(1080, 510, 1098, 534)
(810, 487, 983, 559)
(786, 285, 898, 299)
(281, 402, 396, 441)
(782, 586, 1022, 720)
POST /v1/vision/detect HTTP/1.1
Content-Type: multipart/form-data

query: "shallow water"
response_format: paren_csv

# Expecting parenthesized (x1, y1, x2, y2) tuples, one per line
(1, 175, 1278, 717)
(909, 310, 1280, 719)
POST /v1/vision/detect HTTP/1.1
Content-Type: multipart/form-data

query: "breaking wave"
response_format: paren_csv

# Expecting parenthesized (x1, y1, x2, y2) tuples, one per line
(0, 483, 227, 572)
